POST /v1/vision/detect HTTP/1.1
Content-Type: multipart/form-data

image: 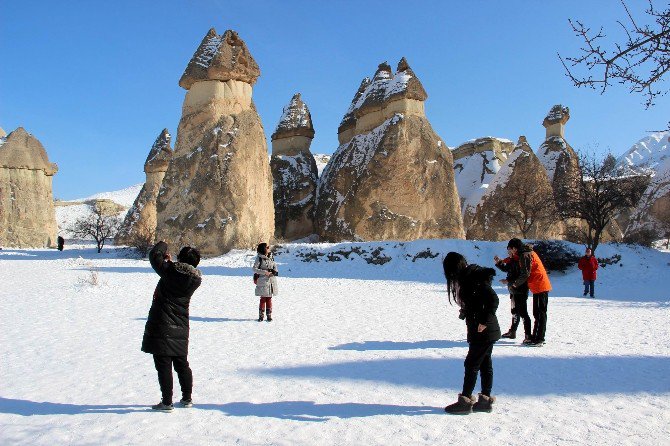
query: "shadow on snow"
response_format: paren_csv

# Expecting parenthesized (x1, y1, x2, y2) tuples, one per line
(330, 340, 468, 351)
(250, 355, 670, 396)
(0, 397, 440, 420)
(0, 398, 149, 416)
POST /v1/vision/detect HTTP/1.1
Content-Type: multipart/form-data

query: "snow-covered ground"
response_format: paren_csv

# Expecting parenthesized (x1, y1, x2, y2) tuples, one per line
(1, 239, 669, 445)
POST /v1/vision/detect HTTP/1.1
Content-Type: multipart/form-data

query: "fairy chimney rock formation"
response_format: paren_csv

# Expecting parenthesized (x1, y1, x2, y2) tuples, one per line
(316, 58, 464, 241)
(468, 136, 562, 241)
(452, 137, 515, 231)
(271, 93, 318, 240)
(337, 58, 428, 145)
(537, 104, 582, 239)
(538, 104, 579, 183)
(156, 29, 274, 256)
(271, 93, 315, 155)
(117, 129, 173, 245)
(543, 104, 570, 139)
(0, 127, 6, 138)
(0, 127, 59, 247)
(179, 28, 260, 89)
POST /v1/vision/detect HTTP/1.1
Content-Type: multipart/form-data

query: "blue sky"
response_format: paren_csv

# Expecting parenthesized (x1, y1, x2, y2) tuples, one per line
(1, 0, 668, 199)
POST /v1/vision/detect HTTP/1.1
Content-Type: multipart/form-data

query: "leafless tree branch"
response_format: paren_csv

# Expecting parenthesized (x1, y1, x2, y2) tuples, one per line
(559, 1, 670, 119)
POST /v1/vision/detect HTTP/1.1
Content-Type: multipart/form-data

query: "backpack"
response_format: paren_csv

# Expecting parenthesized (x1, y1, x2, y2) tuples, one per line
(253, 255, 261, 284)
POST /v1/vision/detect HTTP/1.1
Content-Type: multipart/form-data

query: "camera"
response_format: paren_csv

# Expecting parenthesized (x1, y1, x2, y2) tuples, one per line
(270, 269, 279, 277)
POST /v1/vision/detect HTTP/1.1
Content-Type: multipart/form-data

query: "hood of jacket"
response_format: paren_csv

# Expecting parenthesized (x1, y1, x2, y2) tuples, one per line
(519, 243, 534, 254)
(173, 261, 202, 279)
(462, 264, 496, 285)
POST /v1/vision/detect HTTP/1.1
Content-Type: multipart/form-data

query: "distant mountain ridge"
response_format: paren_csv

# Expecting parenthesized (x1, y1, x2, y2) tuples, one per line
(616, 131, 669, 175)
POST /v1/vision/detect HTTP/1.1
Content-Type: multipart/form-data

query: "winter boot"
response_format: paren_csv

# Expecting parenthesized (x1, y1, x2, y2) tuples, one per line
(257, 309, 264, 322)
(266, 308, 273, 322)
(501, 329, 516, 339)
(472, 393, 496, 413)
(179, 398, 193, 408)
(151, 401, 174, 412)
(522, 334, 533, 344)
(444, 394, 475, 415)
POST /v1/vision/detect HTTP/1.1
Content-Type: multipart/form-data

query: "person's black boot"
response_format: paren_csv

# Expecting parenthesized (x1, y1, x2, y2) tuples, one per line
(151, 401, 174, 412)
(266, 309, 273, 322)
(257, 309, 264, 322)
(501, 329, 516, 339)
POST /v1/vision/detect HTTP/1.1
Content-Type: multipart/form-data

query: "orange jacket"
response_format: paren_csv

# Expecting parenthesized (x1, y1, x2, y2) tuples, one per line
(513, 247, 552, 294)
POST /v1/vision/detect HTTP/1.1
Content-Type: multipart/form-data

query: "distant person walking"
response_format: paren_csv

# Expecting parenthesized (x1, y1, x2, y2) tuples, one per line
(494, 248, 532, 343)
(443, 252, 501, 415)
(578, 247, 598, 298)
(253, 242, 278, 322)
(507, 238, 552, 346)
(141, 241, 202, 412)
(57, 236, 64, 251)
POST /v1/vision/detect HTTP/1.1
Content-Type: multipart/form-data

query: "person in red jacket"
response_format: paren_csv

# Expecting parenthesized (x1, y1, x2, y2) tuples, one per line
(578, 247, 598, 298)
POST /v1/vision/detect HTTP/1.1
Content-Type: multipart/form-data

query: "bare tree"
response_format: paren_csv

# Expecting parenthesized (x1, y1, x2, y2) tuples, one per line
(491, 181, 557, 238)
(125, 221, 156, 257)
(657, 206, 670, 249)
(70, 203, 121, 253)
(561, 151, 649, 253)
(627, 169, 670, 247)
(559, 1, 670, 127)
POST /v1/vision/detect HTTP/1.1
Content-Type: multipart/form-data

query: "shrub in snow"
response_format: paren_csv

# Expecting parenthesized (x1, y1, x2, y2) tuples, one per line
(623, 227, 657, 248)
(530, 240, 580, 272)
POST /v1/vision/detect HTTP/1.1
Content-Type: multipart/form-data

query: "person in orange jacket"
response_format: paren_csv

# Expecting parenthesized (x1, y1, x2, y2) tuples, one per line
(507, 238, 552, 347)
(578, 247, 598, 298)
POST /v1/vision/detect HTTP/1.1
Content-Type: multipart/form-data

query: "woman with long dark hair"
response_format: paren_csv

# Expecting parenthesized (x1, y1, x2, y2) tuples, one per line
(253, 242, 279, 322)
(443, 251, 501, 414)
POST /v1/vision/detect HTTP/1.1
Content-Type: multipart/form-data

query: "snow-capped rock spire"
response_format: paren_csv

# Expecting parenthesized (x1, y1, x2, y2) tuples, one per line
(179, 28, 261, 90)
(271, 93, 315, 141)
(144, 129, 173, 173)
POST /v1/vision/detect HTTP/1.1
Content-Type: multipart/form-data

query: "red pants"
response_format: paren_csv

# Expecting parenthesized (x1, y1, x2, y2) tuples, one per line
(259, 296, 272, 311)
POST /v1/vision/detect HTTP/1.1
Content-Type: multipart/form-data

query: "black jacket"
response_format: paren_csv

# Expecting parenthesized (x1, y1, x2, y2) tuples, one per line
(458, 265, 501, 343)
(141, 241, 202, 356)
(494, 256, 529, 295)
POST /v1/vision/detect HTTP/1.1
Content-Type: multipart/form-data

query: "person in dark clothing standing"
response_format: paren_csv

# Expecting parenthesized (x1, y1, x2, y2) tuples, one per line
(494, 248, 532, 343)
(57, 236, 64, 251)
(443, 252, 501, 415)
(141, 241, 202, 412)
(507, 238, 552, 346)
(578, 247, 598, 298)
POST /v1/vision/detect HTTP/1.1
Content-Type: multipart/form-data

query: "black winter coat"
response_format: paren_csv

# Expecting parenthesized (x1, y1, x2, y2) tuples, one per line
(494, 256, 529, 295)
(458, 265, 501, 343)
(141, 242, 202, 356)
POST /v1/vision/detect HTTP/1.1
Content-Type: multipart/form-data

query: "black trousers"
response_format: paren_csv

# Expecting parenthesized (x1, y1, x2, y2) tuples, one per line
(510, 293, 532, 336)
(462, 341, 495, 397)
(153, 354, 193, 405)
(532, 292, 549, 342)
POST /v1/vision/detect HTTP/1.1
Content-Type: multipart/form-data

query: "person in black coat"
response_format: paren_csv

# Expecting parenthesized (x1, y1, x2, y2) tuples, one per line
(141, 241, 202, 412)
(494, 248, 531, 342)
(443, 252, 501, 415)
